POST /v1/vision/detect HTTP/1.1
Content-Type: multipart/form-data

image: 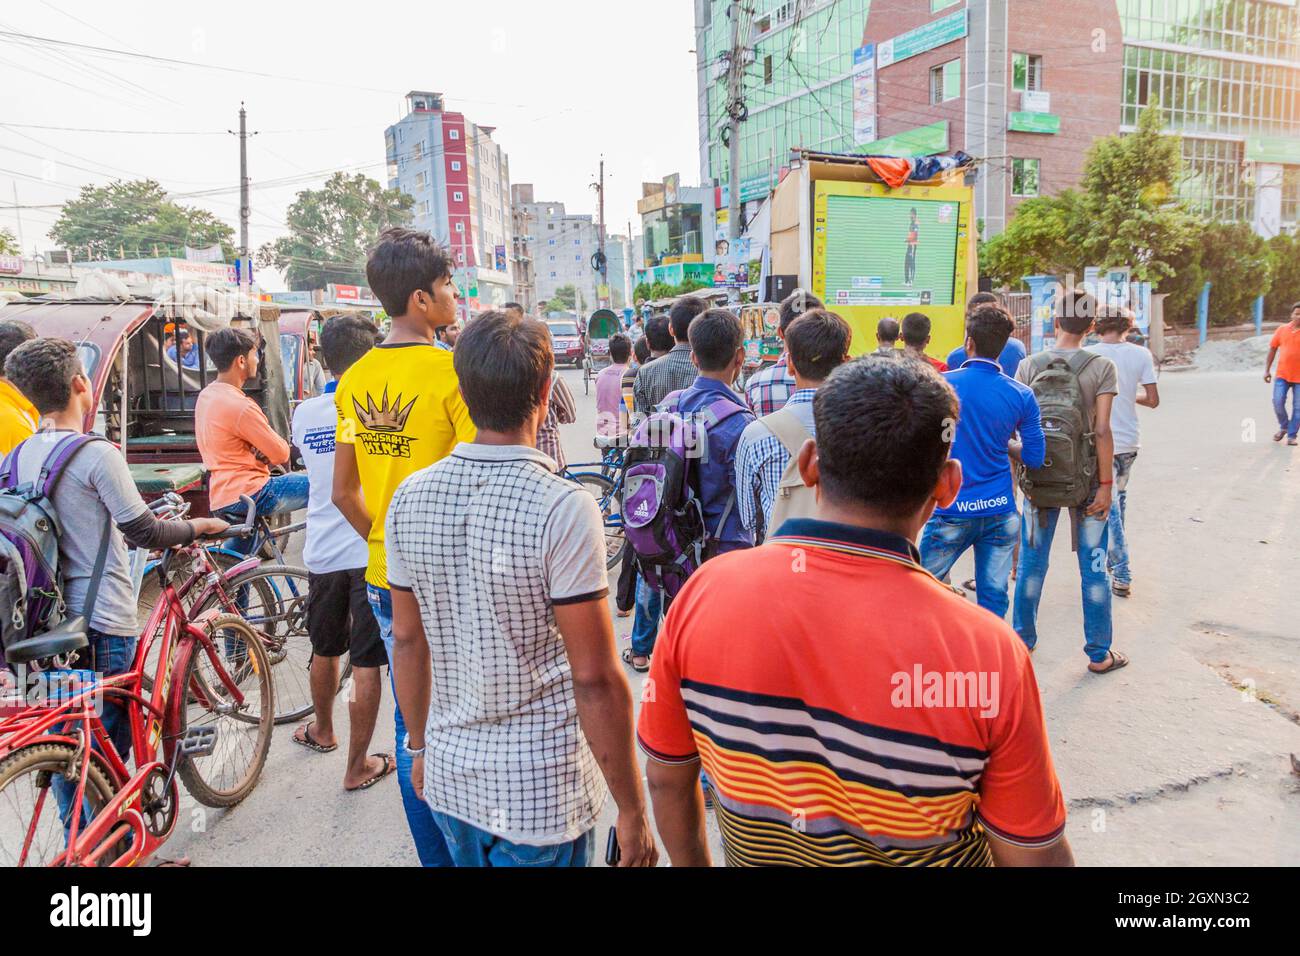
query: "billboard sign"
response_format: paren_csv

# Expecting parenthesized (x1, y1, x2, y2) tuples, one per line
(877, 9, 967, 69)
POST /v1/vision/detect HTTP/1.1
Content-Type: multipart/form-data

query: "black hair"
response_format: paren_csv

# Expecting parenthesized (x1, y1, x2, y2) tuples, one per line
(901, 312, 932, 348)
(966, 305, 1015, 359)
(1093, 305, 1133, 338)
(645, 314, 674, 353)
(1291, 301, 1300, 313)
(876, 317, 901, 344)
(320, 313, 379, 378)
(688, 308, 743, 372)
(609, 333, 632, 365)
(174, 327, 192, 341)
(966, 291, 1001, 315)
(1054, 288, 1096, 335)
(365, 227, 454, 317)
(669, 295, 708, 342)
(633, 336, 652, 365)
(206, 327, 258, 372)
(453, 310, 553, 432)
(778, 289, 824, 334)
(0, 320, 36, 372)
(813, 357, 959, 514)
(4, 337, 82, 415)
(785, 309, 851, 383)
(503, 302, 524, 313)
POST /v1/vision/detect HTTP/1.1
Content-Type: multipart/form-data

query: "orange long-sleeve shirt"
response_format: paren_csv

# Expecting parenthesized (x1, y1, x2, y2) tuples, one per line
(194, 381, 289, 510)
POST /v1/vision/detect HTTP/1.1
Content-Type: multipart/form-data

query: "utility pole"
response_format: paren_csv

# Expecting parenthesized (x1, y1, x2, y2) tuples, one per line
(229, 103, 257, 290)
(592, 158, 608, 308)
(725, 0, 747, 243)
(11, 183, 25, 255)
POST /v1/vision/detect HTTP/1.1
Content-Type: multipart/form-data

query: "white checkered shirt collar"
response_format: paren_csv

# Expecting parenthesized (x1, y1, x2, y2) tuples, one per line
(450, 442, 558, 471)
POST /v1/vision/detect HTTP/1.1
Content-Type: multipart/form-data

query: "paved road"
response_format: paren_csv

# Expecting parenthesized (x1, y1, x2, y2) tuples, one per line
(171, 366, 1300, 866)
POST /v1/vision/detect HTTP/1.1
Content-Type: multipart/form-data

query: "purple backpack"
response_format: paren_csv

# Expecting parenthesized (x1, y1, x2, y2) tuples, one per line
(621, 391, 748, 599)
(0, 434, 111, 664)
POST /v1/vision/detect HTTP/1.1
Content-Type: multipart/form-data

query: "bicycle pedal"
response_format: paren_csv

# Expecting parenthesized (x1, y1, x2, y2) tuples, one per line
(180, 726, 218, 757)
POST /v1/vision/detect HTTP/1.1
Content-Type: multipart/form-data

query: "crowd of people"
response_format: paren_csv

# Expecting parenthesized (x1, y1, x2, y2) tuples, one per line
(2, 221, 1299, 868)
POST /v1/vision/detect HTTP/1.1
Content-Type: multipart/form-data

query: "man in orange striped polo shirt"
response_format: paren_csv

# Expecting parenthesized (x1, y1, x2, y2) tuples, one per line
(638, 356, 1072, 867)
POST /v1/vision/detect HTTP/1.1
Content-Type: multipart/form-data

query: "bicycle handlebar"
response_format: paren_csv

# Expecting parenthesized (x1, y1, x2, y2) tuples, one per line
(199, 494, 258, 541)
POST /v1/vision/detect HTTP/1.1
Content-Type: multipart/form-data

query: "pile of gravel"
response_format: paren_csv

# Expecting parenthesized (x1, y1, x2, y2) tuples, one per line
(1192, 335, 1272, 372)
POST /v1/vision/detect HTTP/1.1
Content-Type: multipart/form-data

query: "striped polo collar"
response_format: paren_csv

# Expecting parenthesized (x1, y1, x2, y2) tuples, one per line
(769, 517, 923, 568)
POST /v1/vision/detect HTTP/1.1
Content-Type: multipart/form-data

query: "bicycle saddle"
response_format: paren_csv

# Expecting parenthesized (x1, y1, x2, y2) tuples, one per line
(4, 616, 90, 665)
(593, 434, 623, 450)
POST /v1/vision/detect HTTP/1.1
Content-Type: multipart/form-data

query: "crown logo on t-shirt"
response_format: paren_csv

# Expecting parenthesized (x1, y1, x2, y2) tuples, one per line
(353, 388, 417, 433)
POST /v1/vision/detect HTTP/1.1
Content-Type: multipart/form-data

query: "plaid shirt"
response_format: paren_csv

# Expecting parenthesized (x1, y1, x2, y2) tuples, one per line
(632, 344, 696, 415)
(734, 389, 816, 541)
(744, 356, 797, 417)
(536, 372, 577, 468)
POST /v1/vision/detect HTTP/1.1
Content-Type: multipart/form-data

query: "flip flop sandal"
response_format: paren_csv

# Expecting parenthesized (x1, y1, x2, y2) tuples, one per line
(620, 647, 650, 673)
(1089, 650, 1130, 675)
(961, 579, 977, 592)
(347, 753, 396, 792)
(1111, 581, 1132, 598)
(292, 723, 338, 754)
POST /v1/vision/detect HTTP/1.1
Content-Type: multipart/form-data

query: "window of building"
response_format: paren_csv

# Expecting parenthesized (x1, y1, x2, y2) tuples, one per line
(548, 238, 555, 245)
(451, 160, 461, 171)
(415, 171, 427, 188)
(764, 54, 773, 85)
(930, 59, 961, 103)
(548, 223, 554, 230)
(931, 0, 959, 10)
(550, 272, 557, 279)
(1011, 158, 1040, 197)
(449, 128, 460, 140)
(454, 191, 464, 202)
(413, 141, 423, 161)
(455, 221, 465, 233)
(1012, 53, 1043, 92)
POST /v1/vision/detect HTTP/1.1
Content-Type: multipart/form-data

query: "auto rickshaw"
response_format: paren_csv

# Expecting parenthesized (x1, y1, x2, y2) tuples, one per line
(583, 308, 621, 396)
(278, 306, 382, 405)
(0, 295, 292, 518)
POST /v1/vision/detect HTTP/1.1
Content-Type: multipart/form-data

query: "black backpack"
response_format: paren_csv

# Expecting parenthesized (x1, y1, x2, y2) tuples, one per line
(1018, 351, 1100, 510)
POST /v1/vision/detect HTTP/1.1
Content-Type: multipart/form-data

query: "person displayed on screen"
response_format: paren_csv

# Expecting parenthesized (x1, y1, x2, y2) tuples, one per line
(904, 208, 920, 287)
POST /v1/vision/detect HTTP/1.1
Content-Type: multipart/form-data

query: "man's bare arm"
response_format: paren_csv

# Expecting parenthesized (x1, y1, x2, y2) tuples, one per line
(331, 442, 373, 541)
(1136, 383, 1160, 409)
(1265, 346, 1278, 381)
(391, 588, 431, 798)
(1086, 393, 1116, 517)
(987, 832, 1075, 867)
(646, 759, 710, 866)
(553, 599, 658, 867)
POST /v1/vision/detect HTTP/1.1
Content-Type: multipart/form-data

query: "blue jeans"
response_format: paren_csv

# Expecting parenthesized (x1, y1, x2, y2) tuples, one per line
(630, 575, 662, 659)
(919, 512, 1021, 619)
(1013, 498, 1113, 663)
(366, 584, 453, 868)
(1108, 453, 1138, 587)
(1273, 377, 1300, 439)
(54, 631, 137, 831)
(214, 473, 310, 556)
(431, 812, 594, 867)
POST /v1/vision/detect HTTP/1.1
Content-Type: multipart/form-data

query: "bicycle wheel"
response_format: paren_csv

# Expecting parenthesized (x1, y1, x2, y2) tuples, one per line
(192, 564, 342, 724)
(574, 473, 627, 570)
(175, 615, 273, 808)
(0, 743, 119, 867)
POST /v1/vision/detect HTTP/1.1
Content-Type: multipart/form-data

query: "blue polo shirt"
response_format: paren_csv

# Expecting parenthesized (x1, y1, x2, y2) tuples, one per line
(947, 337, 1027, 380)
(672, 376, 755, 551)
(937, 358, 1045, 518)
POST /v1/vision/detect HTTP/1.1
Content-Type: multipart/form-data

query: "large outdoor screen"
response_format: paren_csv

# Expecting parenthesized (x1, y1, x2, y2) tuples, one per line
(821, 195, 959, 308)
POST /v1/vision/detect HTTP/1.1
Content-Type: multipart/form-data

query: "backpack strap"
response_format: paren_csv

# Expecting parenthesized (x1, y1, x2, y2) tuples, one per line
(761, 408, 812, 459)
(80, 510, 114, 630)
(1065, 350, 1101, 377)
(39, 433, 106, 501)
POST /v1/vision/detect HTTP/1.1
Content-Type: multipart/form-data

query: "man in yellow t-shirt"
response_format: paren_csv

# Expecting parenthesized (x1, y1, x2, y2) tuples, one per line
(0, 321, 38, 455)
(331, 227, 473, 866)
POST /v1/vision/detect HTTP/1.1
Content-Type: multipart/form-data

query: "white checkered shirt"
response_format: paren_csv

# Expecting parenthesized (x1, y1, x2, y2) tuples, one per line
(734, 389, 817, 540)
(744, 356, 797, 417)
(385, 443, 610, 844)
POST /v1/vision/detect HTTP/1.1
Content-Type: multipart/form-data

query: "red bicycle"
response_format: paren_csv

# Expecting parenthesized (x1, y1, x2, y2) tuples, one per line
(0, 498, 274, 867)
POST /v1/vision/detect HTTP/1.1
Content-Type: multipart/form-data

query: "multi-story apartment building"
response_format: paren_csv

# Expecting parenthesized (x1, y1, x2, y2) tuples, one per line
(512, 188, 604, 312)
(509, 184, 537, 312)
(384, 91, 515, 314)
(695, 1, 1300, 238)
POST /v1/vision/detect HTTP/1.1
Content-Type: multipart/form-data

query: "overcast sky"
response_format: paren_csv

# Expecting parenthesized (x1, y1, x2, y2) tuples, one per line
(0, 1, 700, 287)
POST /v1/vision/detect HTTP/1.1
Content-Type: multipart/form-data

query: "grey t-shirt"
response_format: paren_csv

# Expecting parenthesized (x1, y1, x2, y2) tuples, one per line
(12, 432, 150, 636)
(1015, 348, 1118, 432)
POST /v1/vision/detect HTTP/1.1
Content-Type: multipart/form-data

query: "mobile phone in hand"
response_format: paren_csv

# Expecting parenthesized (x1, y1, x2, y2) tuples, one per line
(604, 825, 621, 866)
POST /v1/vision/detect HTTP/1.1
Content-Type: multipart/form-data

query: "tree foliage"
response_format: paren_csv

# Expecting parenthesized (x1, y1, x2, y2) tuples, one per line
(257, 172, 414, 291)
(631, 277, 712, 303)
(0, 227, 17, 256)
(545, 284, 578, 313)
(1161, 220, 1273, 327)
(1264, 233, 1300, 321)
(48, 179, 235, 260)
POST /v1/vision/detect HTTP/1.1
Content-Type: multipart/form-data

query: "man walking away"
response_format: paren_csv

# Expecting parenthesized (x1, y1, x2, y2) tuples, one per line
(596, 333, 632, 438)
(1013, 289, 1127, 674)
(633, 296, 706, 416)
(735, 309, 851, 542)
(1087, 306, 1159, 598)
(1264, 301, 1300, 446)
(536, 369, 577, 468)
(290, 313, 394, 793)
(920, 305, 1045, 619)
(638, 356, 1072, 867)
(0, 321, 37, 455)
(332, 227, 476, 866)
(902, 312, 949, 372)
(948, 293, 1027, 378)
(875, 317, 901, 356)
(387, 310, 657, 868)
(196, 327, 306, 539)
(743, 289, 824, 417)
